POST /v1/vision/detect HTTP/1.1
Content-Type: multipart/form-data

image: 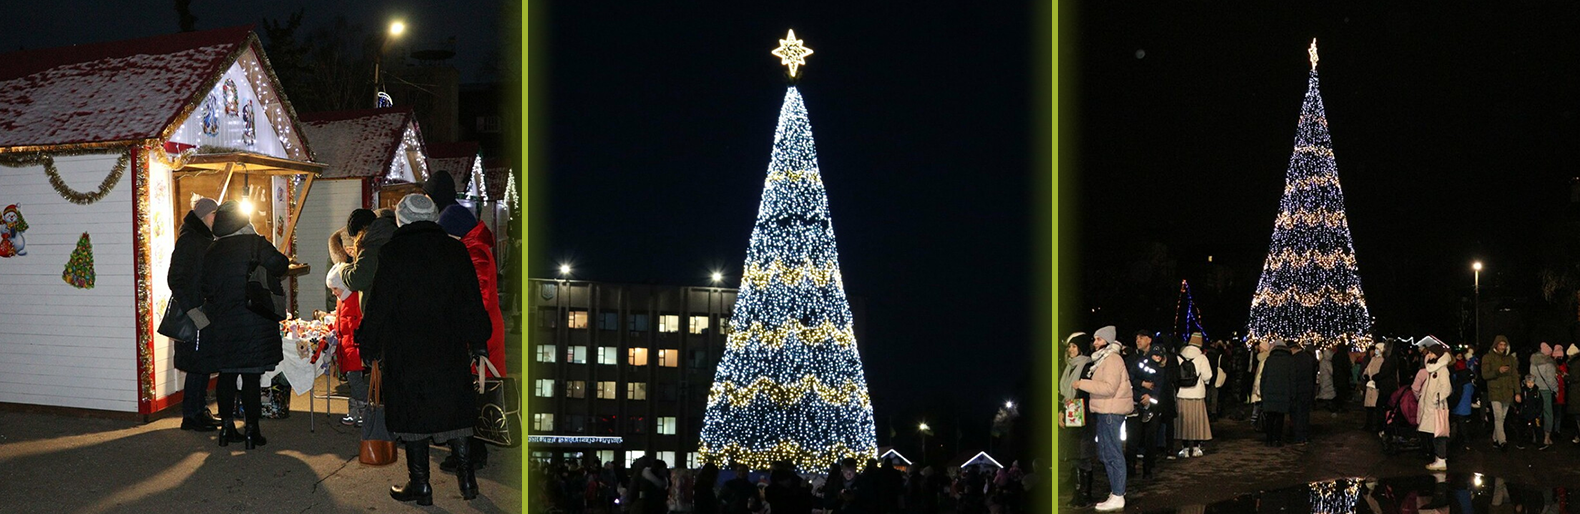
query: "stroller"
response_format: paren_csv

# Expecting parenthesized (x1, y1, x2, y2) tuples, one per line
(1379, 385, 1428, 456)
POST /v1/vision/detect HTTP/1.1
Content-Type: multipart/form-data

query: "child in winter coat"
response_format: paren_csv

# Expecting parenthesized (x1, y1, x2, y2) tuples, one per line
(1515, 375, 1543, 449)
(326, 263, 364, 426)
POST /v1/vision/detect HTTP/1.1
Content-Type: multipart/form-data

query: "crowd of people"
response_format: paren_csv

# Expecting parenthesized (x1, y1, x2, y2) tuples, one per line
(528, 455, 1043, 514)
(1057, 324, 1502, 511)
(166, 172, 507, 506)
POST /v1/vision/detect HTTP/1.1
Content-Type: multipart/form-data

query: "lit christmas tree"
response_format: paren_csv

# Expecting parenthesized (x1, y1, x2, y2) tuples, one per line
(1174, 280, 1208, 340)
(1247, 40, 1372, 351)
(699, 30, 877, 472)
(62, 232, 95, 289)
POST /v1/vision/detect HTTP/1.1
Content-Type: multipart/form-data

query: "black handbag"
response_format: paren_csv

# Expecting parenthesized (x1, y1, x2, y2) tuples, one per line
(244, 237, 287, 322)
(474, 358, 522, 447)
(157, 297, 197, 342)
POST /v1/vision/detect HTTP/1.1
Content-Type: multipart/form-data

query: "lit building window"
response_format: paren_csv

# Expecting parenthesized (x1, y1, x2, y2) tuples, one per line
(627, 382, 647, 401)
(534, 379, 555, 397)
(628, 347, 649, 366)
(533, 413, 554, 431)
(625, 450, 643, 468)
(658, 349, 679, 368)
(568, 310, 589, 329)
(656, 451, 676, 467)
(597, 450, 615, 466)
(659, 315, 680, 333)
(658, 417, 676, 435)
(566, 380, 586, 399)
(567, 346, 587, 364)
(535, 345, 556, 363)
(597, 381, 617, 399)
(598, 347, 619, 365)
(689, 315, 710, 334)
(687, 452, 700, 469)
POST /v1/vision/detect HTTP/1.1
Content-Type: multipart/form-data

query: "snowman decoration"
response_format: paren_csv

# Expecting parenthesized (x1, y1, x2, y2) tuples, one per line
(0, 204, 27, 258)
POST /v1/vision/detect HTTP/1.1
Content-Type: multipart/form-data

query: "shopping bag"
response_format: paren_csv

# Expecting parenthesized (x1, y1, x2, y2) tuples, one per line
(474, 357, 523, 447)
(359, 362, 397, 466)
(1063, 398, 1086, 428)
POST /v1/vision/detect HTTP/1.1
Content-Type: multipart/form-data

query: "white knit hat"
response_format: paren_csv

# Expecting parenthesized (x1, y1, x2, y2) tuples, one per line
(325, 263, 351, 301)
(395, 194, 438, 226)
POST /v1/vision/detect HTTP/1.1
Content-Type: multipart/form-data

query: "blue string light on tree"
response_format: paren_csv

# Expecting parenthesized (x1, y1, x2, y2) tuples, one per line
(1247, 39, 1374, 352)
(698, 30, 878, 473)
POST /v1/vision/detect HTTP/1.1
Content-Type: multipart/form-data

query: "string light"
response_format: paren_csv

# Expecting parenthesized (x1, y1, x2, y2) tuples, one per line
(699, 86, 877, 473)
(1247, 47, 1373, 352)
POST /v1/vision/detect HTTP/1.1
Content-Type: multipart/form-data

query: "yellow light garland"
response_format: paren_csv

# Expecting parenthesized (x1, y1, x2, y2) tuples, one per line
(1262, 248, 1357, 271)
(727, 318, 857, 350)
(1252, 285, 1368, 308)
(1274, 208, 1348, 229)
(708, 375, 872, 409)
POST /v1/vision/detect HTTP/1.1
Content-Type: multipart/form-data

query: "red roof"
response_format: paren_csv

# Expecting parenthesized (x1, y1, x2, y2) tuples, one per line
(0, 26, 255, 149)
(299, 107, 421, 179)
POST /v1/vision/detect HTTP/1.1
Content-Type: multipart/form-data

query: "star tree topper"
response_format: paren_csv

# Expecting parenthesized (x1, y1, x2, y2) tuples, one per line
(772, 29, 814, 77)
(1308, 37, 1320, 69)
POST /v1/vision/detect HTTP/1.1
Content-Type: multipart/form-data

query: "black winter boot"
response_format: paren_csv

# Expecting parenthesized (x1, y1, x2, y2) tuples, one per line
(1069, 469, 1094, 507)
(216, 419, 244, 447)
(452, 437, 479, 500)
(391, 440, 434, 505)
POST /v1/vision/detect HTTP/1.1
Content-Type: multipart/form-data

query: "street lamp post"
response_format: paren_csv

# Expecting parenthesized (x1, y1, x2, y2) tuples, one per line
(375, 21, 406, 107)
(918, 422, 931, 466)
(1473, 261, 1482, 348)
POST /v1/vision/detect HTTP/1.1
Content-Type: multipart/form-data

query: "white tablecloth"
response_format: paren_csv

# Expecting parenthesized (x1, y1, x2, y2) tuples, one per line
(261, 336, 337, 395)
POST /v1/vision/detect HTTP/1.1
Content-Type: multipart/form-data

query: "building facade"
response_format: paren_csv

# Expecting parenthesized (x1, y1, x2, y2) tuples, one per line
(527, 278, 738, 469)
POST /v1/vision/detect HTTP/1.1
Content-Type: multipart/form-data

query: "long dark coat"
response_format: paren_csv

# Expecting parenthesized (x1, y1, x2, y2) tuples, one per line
(356, 221, 490, 435)
(1261, 346, 1295, 413)
(1292, 349, 1319, 399)
(168, 210, 211, 372)
(1330, 349, 1354, 402)
(195, 213, 288, 373)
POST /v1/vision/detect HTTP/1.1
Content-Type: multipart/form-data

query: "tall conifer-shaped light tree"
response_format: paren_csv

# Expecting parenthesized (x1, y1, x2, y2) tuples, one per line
(699, 30, 877, 472)
(1247, 40, 1373, 351)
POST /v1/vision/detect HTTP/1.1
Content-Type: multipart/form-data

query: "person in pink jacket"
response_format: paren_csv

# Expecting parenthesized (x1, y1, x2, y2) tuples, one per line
(1073, 325, 1133, 512)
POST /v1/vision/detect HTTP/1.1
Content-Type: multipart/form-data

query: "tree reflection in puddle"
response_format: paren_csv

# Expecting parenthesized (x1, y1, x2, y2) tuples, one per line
(1139, 474, 1575, 514)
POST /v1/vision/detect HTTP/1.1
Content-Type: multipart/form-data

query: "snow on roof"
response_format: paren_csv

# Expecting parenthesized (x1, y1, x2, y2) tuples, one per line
(0, 26, 253, 150)
(299, 107, 417, 179)
(426, 141, 480, 193)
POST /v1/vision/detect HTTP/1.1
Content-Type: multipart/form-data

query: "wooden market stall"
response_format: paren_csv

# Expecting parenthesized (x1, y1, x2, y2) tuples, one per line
(0, 26, 322, 417)
(294, 107, 428, 313)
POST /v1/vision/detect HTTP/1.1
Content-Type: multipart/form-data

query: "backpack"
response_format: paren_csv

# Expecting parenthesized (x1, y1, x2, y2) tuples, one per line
(1446, 368, 1471, 411)
(1177, 355, 1200, 388)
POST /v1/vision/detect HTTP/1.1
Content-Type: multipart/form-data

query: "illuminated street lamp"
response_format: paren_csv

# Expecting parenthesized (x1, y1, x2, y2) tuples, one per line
(711, 271, 723, 284)
(374, 20, 407, 107)
(918, 422, 932, 465)
(559, 264, 571, 277)
(1473, 261, 1482, 347)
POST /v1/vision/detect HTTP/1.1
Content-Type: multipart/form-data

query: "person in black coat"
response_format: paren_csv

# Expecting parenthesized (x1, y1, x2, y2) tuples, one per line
(1260, 341, 1295, 446)
(1131, 333, 1173, 480)
(695, 463, 721, 514)
(1290, 342, 1320, 444)
(1330, 346, 1354, 413)
(722, 464, 759, 514)
(169, 197, 220, 432)
(194, 200, 287, 449)
(358, 195, 491, 505)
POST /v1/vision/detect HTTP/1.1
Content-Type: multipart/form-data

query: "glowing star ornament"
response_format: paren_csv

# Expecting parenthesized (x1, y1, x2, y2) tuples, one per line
(1308, 38, 1319, 71)
(771, 29, 815, 77)
(1246, 42, 1372, 352)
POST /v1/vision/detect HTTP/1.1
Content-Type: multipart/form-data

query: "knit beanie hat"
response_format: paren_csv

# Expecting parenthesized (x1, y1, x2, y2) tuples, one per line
(437, 204, 478, 238)
(395, 194, 438, 226)
(1094, 325, 1117, 346)
(345, 209, 377, 237)
(191, 197, 219, 219)
(1188, 332, 1205, 346)
(325, 263, 351, 301)
(1568, 344, 1580, 358)
(1541, 342, 1553, 357)
(1065, 333, 1093, 356)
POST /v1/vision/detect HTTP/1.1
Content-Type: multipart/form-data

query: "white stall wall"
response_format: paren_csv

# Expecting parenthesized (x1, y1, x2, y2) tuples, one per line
(0, 153, 137, 411)
(294, 179, 361, 314)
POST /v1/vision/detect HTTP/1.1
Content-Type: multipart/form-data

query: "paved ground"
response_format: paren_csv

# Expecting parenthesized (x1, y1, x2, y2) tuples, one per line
(1449, 414, 1580, 489)
(0, 396, 522, 513)
(1058, 406, 1451, 511)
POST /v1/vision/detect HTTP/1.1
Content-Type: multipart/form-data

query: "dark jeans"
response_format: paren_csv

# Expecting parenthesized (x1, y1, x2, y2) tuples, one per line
(1095, 414, 1126, 496)
(1292, 395, 1313, 442)
(181, 371, 210, 418)
(1433, 436, 1448, 459)
(1264, 412, 1286, 444)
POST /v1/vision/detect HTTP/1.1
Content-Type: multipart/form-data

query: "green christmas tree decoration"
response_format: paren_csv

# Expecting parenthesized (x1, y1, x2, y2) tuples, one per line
(63, 232, 95, 289)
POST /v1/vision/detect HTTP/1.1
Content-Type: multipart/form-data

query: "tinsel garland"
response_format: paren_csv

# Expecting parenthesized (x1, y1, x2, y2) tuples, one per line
(132, 146, 155, 407)
(0, 150, 129, 205)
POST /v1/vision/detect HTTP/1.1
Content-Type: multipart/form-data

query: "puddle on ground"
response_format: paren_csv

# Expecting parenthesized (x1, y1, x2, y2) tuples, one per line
(1140, 474, 1575, 513)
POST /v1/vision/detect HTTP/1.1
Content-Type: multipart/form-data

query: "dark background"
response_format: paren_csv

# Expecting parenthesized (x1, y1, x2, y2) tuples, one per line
(542, 2, 1039, 462)
(1069, 4, 1580, 351)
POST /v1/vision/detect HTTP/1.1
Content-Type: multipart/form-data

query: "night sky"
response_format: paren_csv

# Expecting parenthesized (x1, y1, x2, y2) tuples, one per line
(1072, 4, 1580, 348)
(0, 1, 505, 83)
(543, 2, 1036, 454)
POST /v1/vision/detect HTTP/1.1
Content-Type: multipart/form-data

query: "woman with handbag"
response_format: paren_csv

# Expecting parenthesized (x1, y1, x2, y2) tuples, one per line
(195, 200, 288, 449)
(168, 196, 221, 432)
(1416, 340, 1452, 471)
(437, 204, 506, 474)
(1057, 332, 1094, 508)
(357, 195, 492, 505)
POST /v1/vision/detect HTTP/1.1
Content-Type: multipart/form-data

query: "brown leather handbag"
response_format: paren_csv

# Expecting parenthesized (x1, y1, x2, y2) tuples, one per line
(358, 362, 397, 466)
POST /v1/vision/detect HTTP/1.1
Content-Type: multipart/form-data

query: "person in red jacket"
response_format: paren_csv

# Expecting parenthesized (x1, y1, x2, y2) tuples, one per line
(327, 263, 366, 426)
(437, 204, 505, 471)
